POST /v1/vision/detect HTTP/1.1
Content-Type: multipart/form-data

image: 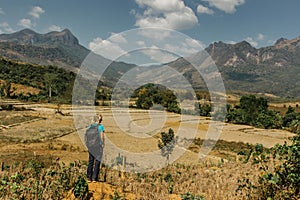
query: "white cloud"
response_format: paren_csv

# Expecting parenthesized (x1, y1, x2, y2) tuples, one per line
(140, 38, 205, 63)
(203, 0, 245, 14)
(141, 45, 178, 63)
(245, 37, 258, 47)
(48, 25, 63, 32)
(109, 32, 128, 44)
(225, 40, 237, 45)
(18, 18, 33, 29)
(0, 8, 5, 15)
(0, 22, 14, 33)
(89, 37, 127, 60)
(28, 6, 45, 19)
(197, 4, 214, 15)
(138, 29, 172, 41)
(137, 40, 146, 46)
(185, 38, 206, 49)
(164, 38, 205, 57)
(134, 0, 198, 30)
(135, 0, 185, 13)
(267, 40, 276, 45)
(257, 33, 265, 41)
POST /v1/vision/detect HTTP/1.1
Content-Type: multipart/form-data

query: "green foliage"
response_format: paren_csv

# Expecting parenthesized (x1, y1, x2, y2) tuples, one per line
(109, 191, 123, 200)
(158, 128, 177, 164)
(133, 83, 181, 113)
(0, 58, 78, 103)
(164, 172, 173, 183)
(194, 102, 211, 117)
(96, 87, 112, 100)
(227, 95, 300, 132)
(180, 192, 205, 200)
(227, 95, 283, 129)
(236, 132, 300, 199)
(282, 106, 300, 133)
(227, 95, 268, 125)
(73, 176, 88, 199)
(255, 110, 282, 129)
(0, 159, 86, 199)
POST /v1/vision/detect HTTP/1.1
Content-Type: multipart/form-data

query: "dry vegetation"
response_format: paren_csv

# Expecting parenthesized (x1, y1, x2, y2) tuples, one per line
(0, 100, 296, 199)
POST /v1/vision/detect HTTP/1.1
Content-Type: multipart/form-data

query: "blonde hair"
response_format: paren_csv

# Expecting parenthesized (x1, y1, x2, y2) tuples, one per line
(92, 114, 103, 123)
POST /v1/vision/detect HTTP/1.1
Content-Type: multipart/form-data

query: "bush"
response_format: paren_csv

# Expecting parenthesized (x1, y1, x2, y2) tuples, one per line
(237, 132, 300, 199)
(0, 159, 86, 199)
(181, 192, 205, 200)
(73, 176, 88, 199)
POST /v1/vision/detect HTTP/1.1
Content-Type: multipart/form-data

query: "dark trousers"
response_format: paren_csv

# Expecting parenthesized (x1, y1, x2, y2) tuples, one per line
(87, 149, 102, 181)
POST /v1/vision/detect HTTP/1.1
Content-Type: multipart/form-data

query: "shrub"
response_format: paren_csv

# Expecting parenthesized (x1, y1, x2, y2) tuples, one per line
(237, 132, 300, 199)
(181, 192, 205, 200)
(73, 176, 88, 199)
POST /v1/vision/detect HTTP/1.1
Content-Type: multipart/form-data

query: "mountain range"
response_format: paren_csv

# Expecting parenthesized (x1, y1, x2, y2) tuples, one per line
(0, 28, 89, 70)
(0, 29, 299, 99)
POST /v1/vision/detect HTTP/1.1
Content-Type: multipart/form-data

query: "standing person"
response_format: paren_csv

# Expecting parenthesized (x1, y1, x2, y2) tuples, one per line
(85, 115, 105, 182)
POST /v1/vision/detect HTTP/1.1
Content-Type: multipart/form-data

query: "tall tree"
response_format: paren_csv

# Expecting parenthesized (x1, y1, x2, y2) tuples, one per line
(44, 73, 57, 100)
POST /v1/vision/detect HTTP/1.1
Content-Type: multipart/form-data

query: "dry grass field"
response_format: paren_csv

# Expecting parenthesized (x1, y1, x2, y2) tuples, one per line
(0, 100, 296, 199)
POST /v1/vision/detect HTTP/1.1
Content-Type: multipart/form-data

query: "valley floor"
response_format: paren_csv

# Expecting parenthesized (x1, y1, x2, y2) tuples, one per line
(0, 101, 295, 199)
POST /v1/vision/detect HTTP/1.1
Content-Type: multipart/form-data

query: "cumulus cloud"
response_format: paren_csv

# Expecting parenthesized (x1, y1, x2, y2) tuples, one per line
(244, 34, 269, 47)
(0, 8, 5, 15)
(109, 32, 128, 44)
(134, 0, 198, 30)
(28, 6, 45, 19)
(136, 37, 204, 63)
(203, 0, 245, 14)
(138, 28, 172, 41)
(257, 33, 265, 41)
(141, 45, 178, 63)
(245, 37, 258, 47)
(225, 40, 238, 45)
(164, 38, 205, 57)
(136, 40, 146, 46)
(197, 4, 214, 15)
(48, 25, 63, 32)
(89, 37, 127, 60)
(18, 18, 33, 29)
(0, 22, 14, 33)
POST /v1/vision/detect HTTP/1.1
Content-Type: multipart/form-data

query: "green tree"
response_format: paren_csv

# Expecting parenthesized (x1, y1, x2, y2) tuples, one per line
(134, 84, 180, 113)
(5, 82, 11, 98)
(0, 83, 5, 98)
(226, 95, 282, 129)
(195, 102, 211, 117)
(44, 73, 57, 100)
(282, 106, 298, 127)
(158, 128, 177, 165)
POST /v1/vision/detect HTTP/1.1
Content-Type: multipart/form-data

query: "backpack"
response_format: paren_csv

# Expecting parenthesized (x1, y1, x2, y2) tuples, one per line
(85, 125, 101, 150)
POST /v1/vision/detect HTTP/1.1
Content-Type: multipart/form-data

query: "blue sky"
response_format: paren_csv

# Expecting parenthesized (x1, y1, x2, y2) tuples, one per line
(0, 0, 299, 50)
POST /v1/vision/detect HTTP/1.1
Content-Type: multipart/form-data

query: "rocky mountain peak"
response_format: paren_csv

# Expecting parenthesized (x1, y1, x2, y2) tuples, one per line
(275, 37, 288, 45)
(0, 28, 79, 46)
(44, 28, 79, 46)
(233, 40, 256, 51)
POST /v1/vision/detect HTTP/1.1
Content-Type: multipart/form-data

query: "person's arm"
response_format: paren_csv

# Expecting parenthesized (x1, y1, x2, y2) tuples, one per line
(99, 125, 105, 147)
(101, 130, 105, 148)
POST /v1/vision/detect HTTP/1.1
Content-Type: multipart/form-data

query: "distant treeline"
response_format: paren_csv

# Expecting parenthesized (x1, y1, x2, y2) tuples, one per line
(226, 95, 300, 133)
(0, 58, 76, 103)
(1, 58, 300, 133)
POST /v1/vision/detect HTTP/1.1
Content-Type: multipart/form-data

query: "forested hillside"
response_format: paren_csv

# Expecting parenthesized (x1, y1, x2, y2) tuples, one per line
(0, 58, 76, 102)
